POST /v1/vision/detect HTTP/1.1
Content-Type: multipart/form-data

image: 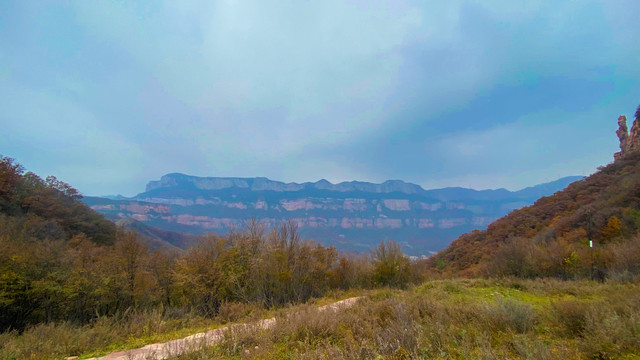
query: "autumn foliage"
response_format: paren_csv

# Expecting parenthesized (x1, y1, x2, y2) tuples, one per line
(0, 156, 412, 332)
(427, 151, 640, 279)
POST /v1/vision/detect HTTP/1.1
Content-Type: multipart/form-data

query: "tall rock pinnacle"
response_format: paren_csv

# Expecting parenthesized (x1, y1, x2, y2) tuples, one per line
(614, 115, 629, 160)
(614, 104, 640, 160)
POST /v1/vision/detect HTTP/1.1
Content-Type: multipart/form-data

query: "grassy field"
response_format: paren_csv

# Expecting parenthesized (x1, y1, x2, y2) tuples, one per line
(1, 279, 639, 359)
(173, 278, 640, 360)
(0, 289, 363, 360)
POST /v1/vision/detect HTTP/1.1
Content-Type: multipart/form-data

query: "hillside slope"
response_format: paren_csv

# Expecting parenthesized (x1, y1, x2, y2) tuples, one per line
(114, 218, 199, 251)
(429, 151, 640, 277)
(0, 156, 116, 245)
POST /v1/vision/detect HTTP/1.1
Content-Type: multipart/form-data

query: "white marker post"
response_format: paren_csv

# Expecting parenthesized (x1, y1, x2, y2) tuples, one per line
(590, 239, 594, 280)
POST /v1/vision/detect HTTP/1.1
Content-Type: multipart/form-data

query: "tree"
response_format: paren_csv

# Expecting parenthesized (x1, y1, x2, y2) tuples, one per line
(113, 230, 150, 307)
(372, 239, 411, 288)
(602, 216, 622, 240)
(0, 156, 23, 202)
(45, 176, 82, 200)
(173, 234, 227, 315)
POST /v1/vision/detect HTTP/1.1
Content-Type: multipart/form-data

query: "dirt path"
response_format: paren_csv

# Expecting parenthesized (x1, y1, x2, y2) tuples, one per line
(85, 297, 361, 360)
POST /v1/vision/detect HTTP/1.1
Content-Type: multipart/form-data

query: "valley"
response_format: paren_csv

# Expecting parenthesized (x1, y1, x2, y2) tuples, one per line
(85, 174, 582, 255)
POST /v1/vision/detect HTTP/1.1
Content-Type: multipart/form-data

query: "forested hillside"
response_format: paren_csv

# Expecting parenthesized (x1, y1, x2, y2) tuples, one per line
(428, 148, 640, 278)
(114, 218, 199, 252)
(1, 155, 119, 329)
(0, 156, 415, 335)
(0, 156, 116, 245)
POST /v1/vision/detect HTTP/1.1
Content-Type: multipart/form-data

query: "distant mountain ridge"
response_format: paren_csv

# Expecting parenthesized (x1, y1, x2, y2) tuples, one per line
(147, 173, 428, 194)
(144, 173, 582, 199)
(85, 174, 584, 255)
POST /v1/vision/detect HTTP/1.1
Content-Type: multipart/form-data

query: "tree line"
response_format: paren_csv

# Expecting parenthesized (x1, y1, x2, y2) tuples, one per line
(0, 156, 414, 332)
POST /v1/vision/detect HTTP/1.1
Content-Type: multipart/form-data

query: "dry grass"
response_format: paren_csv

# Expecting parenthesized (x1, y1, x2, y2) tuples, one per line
(2, 279, 639, 360)
(0, 305, 266, 360)
(174, 279, 640, 360)
(0, 291, 363, 360)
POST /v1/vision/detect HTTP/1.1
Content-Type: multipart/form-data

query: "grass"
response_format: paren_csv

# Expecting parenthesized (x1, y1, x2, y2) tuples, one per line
(0, 290, 362, 360)
(171, 278, 640, 360)
(0, 309, 229, 360)
(1, 280, 639, 359)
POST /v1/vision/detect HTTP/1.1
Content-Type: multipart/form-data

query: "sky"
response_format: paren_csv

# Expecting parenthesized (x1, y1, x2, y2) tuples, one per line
(1, 1, 639, 196)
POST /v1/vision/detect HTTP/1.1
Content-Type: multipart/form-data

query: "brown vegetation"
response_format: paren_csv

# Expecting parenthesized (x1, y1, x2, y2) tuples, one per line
(170, 279, 640, 359)
(3, 138, 640, 359)
(0, 155, 412, 336)
(427, 151, 640, 278)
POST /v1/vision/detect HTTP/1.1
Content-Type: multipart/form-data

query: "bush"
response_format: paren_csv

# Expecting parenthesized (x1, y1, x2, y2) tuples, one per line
(579, 304, 640, 358)
(216, 302, 264, 324)
(551, 300, 589, 336)
(371, 240, 411, 288)
(488, 298, 537, 333)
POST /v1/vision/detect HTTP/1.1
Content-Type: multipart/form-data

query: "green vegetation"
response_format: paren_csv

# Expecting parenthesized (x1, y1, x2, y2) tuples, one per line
(169, 279, 640, 359)
(0, 156, 412, 359)
(2, 146, 640, 359)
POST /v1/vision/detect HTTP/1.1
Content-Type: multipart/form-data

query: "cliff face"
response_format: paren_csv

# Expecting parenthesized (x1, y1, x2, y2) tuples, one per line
(615, 106, 640, 160)
(85, 175, 582, 255)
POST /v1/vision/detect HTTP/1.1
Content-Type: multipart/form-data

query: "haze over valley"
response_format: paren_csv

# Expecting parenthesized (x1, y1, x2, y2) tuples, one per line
(86, 174, 582, 255)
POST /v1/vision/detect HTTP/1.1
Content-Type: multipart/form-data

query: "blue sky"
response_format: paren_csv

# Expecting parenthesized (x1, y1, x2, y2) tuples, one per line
(1, 1, 638, 196)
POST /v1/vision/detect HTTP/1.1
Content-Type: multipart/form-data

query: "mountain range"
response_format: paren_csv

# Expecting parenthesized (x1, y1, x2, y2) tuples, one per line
(84, 174, 583, 255)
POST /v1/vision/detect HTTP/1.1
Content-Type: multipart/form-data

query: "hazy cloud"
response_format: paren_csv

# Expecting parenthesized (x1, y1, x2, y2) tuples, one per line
(1, 0, 638, 195)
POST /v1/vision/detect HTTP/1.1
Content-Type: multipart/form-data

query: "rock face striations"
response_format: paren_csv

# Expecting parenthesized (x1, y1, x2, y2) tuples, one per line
(615, 105, 640, 160)
(85, 175, 583, 255)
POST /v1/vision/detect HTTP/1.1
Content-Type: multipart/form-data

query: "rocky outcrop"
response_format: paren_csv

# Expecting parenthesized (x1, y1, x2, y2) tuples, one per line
(615, 105, 640, 160)
(615, 115, 629, 160)
(84, 176, 582, 255)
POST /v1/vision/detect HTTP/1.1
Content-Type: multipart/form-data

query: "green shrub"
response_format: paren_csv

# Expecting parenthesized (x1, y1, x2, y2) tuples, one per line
(489, 298, 537, 333)
(579, 304, 640, 359)
(551, 300, 589, 336)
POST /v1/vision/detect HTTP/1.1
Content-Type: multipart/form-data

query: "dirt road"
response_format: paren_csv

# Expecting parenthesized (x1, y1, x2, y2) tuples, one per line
(86, 297, 361, 360)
